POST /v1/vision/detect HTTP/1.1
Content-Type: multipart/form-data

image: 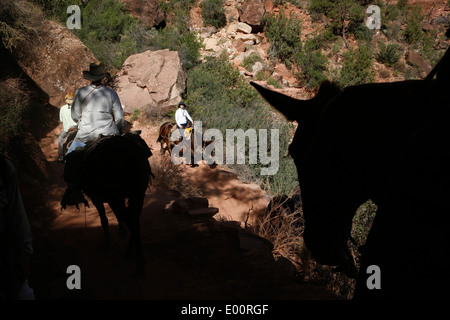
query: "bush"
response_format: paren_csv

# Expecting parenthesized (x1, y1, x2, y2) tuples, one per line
(267, 77, 282, 89)
(29, 0, 79, 22)
(76, 0, 135, 42)
(0, 78, 30, 156)
(200, 0, 227, 29)
(378, 42, 401, 67)
(382, 3, 402, 26)
(308, 0, 333, 15)
(338, 44, 375, 87)
(310, 0, 365, 39)
(256, 191, 303, 260)
(151, 155, 203, 198)
(403, 6, 423, 44)
(146, 26, 202, 71)
(295, 38, 328, 90)
(419, 30, 443, 67)
(242, 53, 263, 71)
(160, 0, 198, 28)
(263, 10, 302, 68)
(396, 0, 409, 10)
(1, 0, 44, 53)
(352, 25, 375, 42)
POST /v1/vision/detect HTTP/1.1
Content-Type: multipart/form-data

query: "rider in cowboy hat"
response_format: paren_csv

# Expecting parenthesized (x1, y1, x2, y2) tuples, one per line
(62, 63, 124, 206)
(66, 63, 124, 154)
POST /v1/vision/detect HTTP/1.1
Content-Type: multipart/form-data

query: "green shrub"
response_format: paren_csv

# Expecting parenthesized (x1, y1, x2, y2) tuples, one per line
(159, 0, 198, 28)
(382, 3, 401, 24)
(352, 25, 375, 42)
(351, 200, 377, 246)
(263, 10, 302, 68)
(146, 26, 202, 71)
(1, 0, 45, 52)
(129, 109, 140, 123)
(254, 70, 270, 81)
(295, 38, 328, 90)
(338, 44, 375, 87)
(267, 77, 282, 89)
(242, 53, 263, 71)
(0, 78, 30, 156)
(76, 0, 135, 42)
(396, 0, 409, 10)
(402, 6, 423, 44)
(308, 0, 333, 15)
(378, 42, 401, 67)
(178, 31, 203, 70)
(200, 0, 226, 29)
(29, 0, 80, 22)
(419, 30, 443, 67)
(310, 0, 365, 39)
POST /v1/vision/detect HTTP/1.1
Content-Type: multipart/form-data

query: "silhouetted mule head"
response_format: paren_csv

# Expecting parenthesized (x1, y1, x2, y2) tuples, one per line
(251, 81, 359, 276)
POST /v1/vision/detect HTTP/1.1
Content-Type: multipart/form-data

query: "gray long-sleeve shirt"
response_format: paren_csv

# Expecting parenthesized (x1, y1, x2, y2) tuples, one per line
(72, 84, 124, 143)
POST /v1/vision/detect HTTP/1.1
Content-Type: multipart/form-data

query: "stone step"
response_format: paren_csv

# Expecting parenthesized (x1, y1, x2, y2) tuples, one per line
(187, 207, 219, 221)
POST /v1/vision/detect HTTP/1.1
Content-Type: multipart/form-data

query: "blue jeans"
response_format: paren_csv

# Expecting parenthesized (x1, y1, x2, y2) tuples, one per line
(66, 139, 86, 155)
(58, 130, 67, 157)
(178, 123, 187, 141)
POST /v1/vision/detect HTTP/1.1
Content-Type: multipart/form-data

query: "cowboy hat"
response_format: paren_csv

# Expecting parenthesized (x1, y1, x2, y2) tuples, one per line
(83, 63, 106, 81)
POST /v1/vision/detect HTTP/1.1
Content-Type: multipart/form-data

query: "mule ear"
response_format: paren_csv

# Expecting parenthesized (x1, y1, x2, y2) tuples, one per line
(251, 80, 341, 123)
(250, 81, 312, 122)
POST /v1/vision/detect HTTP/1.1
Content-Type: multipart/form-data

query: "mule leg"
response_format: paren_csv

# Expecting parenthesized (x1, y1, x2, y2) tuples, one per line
(108, 199, 128, 239)
(167, 139, 172, 154)
(92, 199, 111, 248)
(160, 140, 166, 155)
(126, 193, 145, 275)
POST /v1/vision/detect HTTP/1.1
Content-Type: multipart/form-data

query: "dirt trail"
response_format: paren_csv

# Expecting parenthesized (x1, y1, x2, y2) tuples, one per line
(25, 121, 336, 300)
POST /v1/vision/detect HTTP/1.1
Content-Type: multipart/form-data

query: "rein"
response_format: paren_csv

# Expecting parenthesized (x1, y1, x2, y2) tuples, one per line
(82, 85, 102, 104)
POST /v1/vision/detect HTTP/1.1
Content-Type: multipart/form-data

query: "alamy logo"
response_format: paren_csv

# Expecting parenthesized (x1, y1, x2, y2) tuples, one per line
(67, 5, 81, 30)
(170, 121, 279, 175)
(366, 5, 381, 30)
(366, 265, 381, 290)
(66, 265, 81, 290)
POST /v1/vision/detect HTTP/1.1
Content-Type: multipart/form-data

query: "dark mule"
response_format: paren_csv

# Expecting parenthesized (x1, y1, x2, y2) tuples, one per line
(61, 132, 153, 274)
(157, 121, 178, 155)
(251, 77, 450, 299)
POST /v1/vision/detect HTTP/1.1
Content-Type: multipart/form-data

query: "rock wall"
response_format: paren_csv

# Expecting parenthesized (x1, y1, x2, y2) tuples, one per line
(13, 19, 98, 107)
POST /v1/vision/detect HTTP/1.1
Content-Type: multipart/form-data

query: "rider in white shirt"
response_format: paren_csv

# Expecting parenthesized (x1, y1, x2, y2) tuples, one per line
(175, 101, 193, 139)
(66, 63, 124, 155)
(58, 92, 77, 162)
